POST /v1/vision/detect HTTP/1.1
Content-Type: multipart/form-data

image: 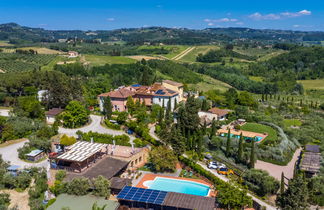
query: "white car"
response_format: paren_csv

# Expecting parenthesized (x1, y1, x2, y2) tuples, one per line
(208, 162, 218, 169)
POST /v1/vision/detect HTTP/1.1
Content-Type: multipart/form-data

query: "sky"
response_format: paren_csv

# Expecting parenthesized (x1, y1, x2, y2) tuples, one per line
(0, 0, 324, 31)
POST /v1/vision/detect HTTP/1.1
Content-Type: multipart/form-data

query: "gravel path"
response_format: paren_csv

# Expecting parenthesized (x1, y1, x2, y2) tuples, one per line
(255, 148, 302, 180)
(0, 139, 48, 169)
(58, 114, 135, 141)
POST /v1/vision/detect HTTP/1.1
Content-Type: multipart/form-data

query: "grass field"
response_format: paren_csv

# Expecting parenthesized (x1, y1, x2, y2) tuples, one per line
(241, 123, 278, 142)
(249, 76, 264, 82)
(179, 45, 220, 62)
(298, 79, 324, 90)
(17, 47, 62, 54)
(188, 74, 232, 92)
(0, 41, 13, 47)
(135, 45, 188, 59)
(283, 119, 302, 128)
(84, 54, 136, 66)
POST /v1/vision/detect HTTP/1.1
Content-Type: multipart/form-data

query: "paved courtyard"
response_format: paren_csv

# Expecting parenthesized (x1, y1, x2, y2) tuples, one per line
(255, 148, 302, 180)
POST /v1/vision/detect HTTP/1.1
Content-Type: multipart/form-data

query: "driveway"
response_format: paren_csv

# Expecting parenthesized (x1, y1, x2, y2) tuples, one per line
(0, 139, 48, 169)
(255, 148, 302, 181)
(58, 114, 135, 141)
(197, 161, 276, 210)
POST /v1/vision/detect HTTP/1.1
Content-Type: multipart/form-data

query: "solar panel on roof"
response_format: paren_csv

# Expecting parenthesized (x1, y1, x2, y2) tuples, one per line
(117, 186, 167, 205)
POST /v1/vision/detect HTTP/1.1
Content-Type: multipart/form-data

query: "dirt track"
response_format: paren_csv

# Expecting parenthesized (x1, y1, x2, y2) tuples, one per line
(172, 47, 195, 60)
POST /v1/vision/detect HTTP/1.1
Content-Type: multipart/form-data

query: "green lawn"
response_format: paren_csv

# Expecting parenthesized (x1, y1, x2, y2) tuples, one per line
(84, 54, 136, 66)
(283, 119, 302, 128)
(298, 79, 324, 90)
(188, 74, 232, 92)
(241, 123, 278, 142)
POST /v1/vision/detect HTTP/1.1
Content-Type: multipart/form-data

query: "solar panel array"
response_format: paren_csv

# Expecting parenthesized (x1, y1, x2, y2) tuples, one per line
(155, 89, 166, 95)
(117, 186, 167, 205)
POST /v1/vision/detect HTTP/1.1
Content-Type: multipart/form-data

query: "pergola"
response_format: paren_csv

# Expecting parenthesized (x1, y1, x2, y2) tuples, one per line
(54, 141, 109, 172)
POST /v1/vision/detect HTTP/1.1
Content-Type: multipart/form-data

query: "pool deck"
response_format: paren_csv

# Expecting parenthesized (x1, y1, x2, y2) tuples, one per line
(136, 174, 215, 197)
(218, 128, 268, 143)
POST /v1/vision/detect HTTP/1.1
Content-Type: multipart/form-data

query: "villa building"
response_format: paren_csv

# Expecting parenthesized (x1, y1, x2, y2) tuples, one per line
(98, 87, 134, 112)
(98, 80, 184, 112)
(162, 80, 184, 102)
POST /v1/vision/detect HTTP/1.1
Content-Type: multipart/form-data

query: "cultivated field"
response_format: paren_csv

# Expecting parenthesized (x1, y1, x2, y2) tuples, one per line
(298, 79, 324, 90)
(17, 47, 63, 54)
(84, 54, 136, 66)
(188, 74, 232, 92)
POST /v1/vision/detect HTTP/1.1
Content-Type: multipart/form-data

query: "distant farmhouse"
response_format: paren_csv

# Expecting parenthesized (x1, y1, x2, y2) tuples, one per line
(98, 80, 184, 112)
(67, 51, 79, 58)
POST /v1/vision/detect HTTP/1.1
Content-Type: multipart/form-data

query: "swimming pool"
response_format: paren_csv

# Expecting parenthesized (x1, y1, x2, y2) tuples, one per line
(143, 177, 210, 196)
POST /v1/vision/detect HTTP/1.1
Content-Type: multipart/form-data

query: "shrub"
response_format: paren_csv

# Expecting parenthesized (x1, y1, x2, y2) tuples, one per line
(92, 176, 111, 198)
(60, 134, 76, 146)
(243, 169, 280, 196)
(55, 170, 66, 181)
(104, 120, 121, 130)
(66, 177, 90, 196)
(77, 131, 131, 146)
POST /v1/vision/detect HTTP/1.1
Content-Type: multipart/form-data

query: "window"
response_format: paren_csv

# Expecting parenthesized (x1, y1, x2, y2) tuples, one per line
(135, 159, 138, 164)
(139, 156, 142, 162)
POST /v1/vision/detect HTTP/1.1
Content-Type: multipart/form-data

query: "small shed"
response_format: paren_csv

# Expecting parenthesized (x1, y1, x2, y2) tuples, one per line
(7, 165, 21, 176)
(45, 108, 63, 124)
(26, 149, 45, 162)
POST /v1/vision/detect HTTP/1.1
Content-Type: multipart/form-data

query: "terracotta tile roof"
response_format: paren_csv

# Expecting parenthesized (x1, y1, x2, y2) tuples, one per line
(208, 107, 229, 117)
(162, 80, 183, 87)
(98, 88, 134, 99)
(154, 88, 178, 97)
(45, 108, 63, 116)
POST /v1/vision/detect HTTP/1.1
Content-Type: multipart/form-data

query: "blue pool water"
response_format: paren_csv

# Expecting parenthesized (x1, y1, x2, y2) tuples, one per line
(144, 177, 210, 196)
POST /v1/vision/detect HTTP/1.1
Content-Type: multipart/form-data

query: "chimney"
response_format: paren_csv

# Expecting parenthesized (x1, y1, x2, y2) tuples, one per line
(131, 143, 135, 154)
(91, 137, 94, 144)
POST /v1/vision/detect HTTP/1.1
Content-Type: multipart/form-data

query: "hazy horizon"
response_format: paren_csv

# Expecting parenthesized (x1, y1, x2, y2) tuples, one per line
(1, 0, 323, 31)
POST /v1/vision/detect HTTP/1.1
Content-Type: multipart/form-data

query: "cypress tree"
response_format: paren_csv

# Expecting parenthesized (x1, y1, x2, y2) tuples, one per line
(315, 101, 318, 108)
(103, 96, 112, 119)
(265, 94, 268, 101)
(210, 119, 217, 139)
(158, 108, 164, 125)
(238, 132, 244, 162)
(174, 98, 177, 110)
(300, 99, 303, 107)
(261, 94, 264, 102)
(249, 138, 255, 168)
(226, 129, 231, 157)
(202, 120, 207, 135)
(280, 172, 285, 194)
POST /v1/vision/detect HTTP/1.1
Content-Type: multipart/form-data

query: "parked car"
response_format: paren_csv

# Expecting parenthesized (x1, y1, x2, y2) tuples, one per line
(204, 154, 213, 160)
(217, 167, 234, 175)
(208, 161, 218, 169)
